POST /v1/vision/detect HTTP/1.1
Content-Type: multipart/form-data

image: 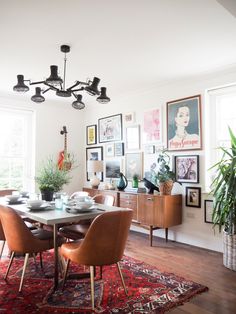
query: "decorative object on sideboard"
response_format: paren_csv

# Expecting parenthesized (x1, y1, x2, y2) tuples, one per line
(210, 126, 236, 271)
(36, 157, 72, 201)
(143, 178, 159, 194)
(87, 160, 104, 189)
(13, 45, 110, 110)
(132, 174, 139, 188)
(117, 172, 128, 191)
(154, 149, 175, 195)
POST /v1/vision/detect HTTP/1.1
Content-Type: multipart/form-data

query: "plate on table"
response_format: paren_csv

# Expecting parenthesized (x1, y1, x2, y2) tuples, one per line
(65, 205, 97, 214)
(27, 203, 52, 211)
(7, 199, 25, 205)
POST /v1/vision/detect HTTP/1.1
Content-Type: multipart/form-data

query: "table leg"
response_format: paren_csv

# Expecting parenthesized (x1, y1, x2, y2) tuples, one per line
(165, 228, 168, 242)
(53, 223, 59, 290)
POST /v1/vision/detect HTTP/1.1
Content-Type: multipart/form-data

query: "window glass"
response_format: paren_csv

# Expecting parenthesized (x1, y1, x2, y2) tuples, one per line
(206, 85, 236, 190)
(0, 107, 34, 191)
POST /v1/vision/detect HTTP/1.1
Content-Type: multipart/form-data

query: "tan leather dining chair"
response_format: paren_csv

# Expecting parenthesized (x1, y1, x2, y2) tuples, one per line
(0, 205, 64, 291)
(60, 209, 133, 310)
(59, 194, 115, 240)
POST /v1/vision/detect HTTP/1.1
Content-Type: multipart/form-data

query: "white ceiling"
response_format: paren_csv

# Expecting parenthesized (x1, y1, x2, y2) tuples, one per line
(1, 0, 236, 102)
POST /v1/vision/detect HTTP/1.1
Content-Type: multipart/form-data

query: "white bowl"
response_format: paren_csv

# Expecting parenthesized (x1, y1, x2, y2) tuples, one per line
(6, 195, 21, 202)
(75, 200, 95, 209)
(27, 200, 45, 208)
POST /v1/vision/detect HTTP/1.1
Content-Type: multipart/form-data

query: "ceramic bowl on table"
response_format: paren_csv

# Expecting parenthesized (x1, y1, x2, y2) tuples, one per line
(5, 195, 21, 203)
(26, 200, 47, 210)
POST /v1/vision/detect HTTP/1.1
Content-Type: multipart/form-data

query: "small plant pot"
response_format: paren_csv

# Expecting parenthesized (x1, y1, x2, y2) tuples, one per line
(159, 180, 173, 195)
(41, 189, 54, 201)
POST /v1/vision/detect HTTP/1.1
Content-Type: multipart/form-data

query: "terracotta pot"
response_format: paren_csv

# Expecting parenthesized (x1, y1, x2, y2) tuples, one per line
(159, 180, 173, 195)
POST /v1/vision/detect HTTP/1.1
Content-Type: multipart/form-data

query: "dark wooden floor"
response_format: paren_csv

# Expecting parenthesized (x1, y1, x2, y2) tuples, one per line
(125, 230, 236, 314)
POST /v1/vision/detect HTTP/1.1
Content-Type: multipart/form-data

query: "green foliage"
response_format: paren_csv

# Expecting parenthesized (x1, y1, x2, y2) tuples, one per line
(153, 149, 175, 184)
(210, 127, 236, 235)
(35, 157, 72, 192)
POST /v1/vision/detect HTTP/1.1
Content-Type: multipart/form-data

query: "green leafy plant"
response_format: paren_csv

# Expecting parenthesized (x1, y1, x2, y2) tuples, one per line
(210, 127, 236, 235)
(153, 149, 175, 184)
(35, 157, 72, 192)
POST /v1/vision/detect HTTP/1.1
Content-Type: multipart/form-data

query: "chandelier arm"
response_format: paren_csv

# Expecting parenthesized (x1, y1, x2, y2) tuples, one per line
(30, 80, 45, 85)
(43, 82, 58, 91)
(70, 87, 84, 92)
(42, 87, 51, 94)
(67, 81, 82, 91)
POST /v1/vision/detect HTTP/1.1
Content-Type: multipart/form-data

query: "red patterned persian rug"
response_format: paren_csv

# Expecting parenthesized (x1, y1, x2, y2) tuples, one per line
(0, 251, 208, 313)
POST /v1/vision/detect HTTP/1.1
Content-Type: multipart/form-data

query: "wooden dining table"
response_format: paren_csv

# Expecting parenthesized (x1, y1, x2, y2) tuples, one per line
(1, 200, 120, 290)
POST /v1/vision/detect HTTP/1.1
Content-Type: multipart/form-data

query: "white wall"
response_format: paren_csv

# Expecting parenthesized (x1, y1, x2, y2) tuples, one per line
(82, 66, 236, 253)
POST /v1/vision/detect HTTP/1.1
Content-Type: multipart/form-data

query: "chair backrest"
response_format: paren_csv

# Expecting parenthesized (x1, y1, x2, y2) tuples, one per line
(0, 190, 17, 241)
(0, 189, 17, 197)
(0, 205, 39, 253)
(70, 191, 89, 199)
(74, 209, 133, 266)
(93, 194, 115, 206)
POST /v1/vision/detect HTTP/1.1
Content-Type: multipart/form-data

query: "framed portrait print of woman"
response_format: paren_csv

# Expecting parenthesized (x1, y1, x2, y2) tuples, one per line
(167, 95, 202, 151)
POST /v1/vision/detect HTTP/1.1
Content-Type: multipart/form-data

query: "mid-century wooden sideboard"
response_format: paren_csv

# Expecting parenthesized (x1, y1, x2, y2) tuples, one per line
(83, 187, 182, 246)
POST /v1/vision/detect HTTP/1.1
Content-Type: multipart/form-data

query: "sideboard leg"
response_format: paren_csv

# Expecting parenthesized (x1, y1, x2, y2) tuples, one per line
(165, 228, 168, 242)
(150, 226, 153, 246)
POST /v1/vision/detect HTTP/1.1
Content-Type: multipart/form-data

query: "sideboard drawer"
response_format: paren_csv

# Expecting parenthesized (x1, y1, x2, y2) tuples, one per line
(119, 192, 137, 220)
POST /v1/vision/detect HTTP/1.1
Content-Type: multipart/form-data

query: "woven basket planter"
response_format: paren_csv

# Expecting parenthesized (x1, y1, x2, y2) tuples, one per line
(223, 230, 236, 271)
(159, 180, 174, 196)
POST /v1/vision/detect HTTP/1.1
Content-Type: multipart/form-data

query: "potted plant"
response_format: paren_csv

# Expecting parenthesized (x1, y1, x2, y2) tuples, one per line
(210, 127, 236, 271)
(153, 149, 175, 195)
(36, 157, 72, 201)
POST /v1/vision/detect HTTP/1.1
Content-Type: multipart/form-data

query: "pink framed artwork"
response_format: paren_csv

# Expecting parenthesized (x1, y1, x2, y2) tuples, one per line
(143, 108, 162, 143)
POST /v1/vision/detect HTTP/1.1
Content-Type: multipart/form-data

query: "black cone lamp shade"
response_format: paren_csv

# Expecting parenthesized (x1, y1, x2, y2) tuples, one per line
(31, 87, 45, 103)
(13, 75, 29, 93)
(45, 65, 63, 86)
(85, 77, 100, 96)
(72, 94, 85, 110)
(97, 87, 110, 103)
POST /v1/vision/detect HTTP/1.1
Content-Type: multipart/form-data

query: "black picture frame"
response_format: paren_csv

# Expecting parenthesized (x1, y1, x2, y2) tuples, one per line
(204, 200, 214, 224)
(98, 113, 123, 143)
(86, 146, 103, 182)
(185, 187, 201, 208)
(114, 142, 124, 156)
(175, 155, 199, 183)
(86, 124, 97, 145)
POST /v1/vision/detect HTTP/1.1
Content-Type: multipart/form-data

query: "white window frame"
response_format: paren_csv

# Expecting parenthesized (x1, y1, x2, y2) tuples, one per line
(0, 106, 35, 192)
(205, 83, 236, 191)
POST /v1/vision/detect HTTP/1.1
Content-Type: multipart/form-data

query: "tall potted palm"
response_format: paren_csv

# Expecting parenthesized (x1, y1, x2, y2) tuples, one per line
(210, 127, 236, 271)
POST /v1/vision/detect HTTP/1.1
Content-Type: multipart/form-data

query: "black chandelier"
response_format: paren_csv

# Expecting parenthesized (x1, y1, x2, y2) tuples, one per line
(13, 45, 110, 110)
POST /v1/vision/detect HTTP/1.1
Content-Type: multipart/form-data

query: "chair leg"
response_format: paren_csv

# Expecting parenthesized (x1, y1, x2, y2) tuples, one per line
(116, 262, 128, 295)
(0, 241, 5, 258)
(4, 251, 15, 280)
(19, 253, 29, 292)
(62, 259, 70, 289)
(90, 266, 95, 310)
(39, 252, 43, 269)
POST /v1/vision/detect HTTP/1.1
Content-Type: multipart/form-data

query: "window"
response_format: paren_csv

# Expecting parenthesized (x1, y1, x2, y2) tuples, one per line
(0, 107, 35, 191)
(205, 84, 236, 190)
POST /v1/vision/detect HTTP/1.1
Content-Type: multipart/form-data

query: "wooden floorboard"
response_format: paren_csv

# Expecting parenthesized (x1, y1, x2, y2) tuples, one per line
(125, 230, 236, 314)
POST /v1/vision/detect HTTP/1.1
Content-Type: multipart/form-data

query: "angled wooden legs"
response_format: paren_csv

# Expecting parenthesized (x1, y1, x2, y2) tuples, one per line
(4, 251, 15, 280)
(90, 266, 95, 311)
(62, 259, 70, 289)
(116, 262, 128, 295)
(0, 240, 5, 259)
(19, 253, 29, 292)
